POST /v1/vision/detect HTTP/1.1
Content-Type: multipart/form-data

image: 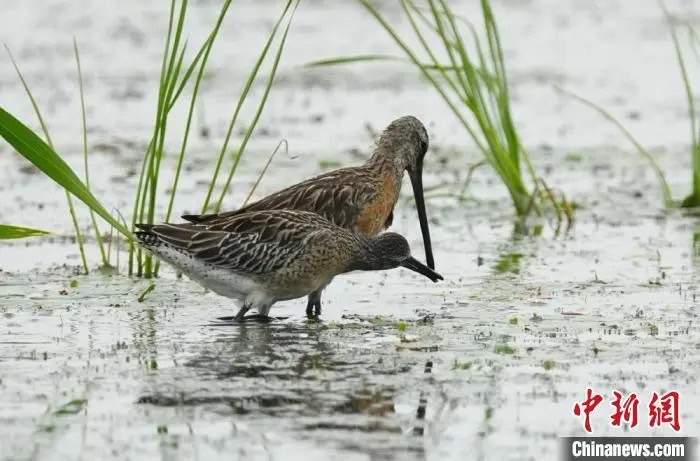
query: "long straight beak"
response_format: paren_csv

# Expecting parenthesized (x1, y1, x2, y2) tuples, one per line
(408, 161, 435, 269)
(401, 256, 443, 282)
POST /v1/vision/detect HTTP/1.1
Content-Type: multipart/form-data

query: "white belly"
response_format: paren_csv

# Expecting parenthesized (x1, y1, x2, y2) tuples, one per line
(149, 245, 326, 314)
(152, 246, 260, 300)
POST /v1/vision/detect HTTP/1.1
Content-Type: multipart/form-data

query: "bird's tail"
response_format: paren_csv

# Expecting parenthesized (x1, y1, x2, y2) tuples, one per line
(134, 224, 161, 247)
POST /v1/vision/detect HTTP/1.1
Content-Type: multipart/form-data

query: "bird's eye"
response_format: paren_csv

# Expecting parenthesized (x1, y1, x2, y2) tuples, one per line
(419, 139, 428, 155)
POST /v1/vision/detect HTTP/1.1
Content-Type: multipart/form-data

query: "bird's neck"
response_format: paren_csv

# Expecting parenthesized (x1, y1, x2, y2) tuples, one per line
(346, 251, 391, 273)
(366, 143, 406, 180)
(345, 237, 399, 273)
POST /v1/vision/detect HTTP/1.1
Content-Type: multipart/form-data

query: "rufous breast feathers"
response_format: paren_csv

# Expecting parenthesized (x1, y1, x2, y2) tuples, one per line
(356, 173, 400, 236)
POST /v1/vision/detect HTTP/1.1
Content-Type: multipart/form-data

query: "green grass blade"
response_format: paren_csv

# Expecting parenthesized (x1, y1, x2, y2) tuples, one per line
(147, 38, 189, 223)
(403, 1, 466, 101)
(662, 3, 700, 201)
(434, 0, 502, 164)
(214, 0, 300, 212)
(305, 54, 401, 67)
(555, 85, 674, 208)
(132, 0, 179, 276)
(358, 0, 488, 156)
(164, 0, 233, 222)
(138, 0, 190, 276)
(0, 224, 50, 239)
(5, 46, 90, 272)
(355, 0, 546, 216)
(242, 139, 288, 207)
(201, 0, 295, 213)
(4, 47, 55, 147)
(168, 35, 213, 109)
(74, 38, 110, 267)
(481, 0, 518, 159)
(129, 24, 214, 268)
(480, 0, 537, 208)
(0, 107, 132, 238)
(128, 19, 223, 270)
(429, 0, 529, 211)
(429, 0, 464, 89)
(689, 24, 700, 62)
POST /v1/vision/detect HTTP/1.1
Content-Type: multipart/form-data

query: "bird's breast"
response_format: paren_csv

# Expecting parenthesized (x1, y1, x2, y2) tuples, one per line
(356, 173, 400, 236)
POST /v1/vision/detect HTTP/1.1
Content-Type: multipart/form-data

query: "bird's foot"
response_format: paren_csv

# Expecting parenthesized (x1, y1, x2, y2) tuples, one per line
(306, 314, 322, 323)
(241, 314, 275, 323)
(305, 301, 322, 320)
(216, 315, 287, 323)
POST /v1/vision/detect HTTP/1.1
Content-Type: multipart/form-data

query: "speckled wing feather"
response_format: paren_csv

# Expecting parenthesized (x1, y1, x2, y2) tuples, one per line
(137, 210, 337, 275)
(182, 167, 380, 230)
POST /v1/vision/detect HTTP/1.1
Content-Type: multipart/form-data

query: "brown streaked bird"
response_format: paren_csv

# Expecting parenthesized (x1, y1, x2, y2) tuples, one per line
(182, 115, 435, 318)
(135, 210, 442, 321)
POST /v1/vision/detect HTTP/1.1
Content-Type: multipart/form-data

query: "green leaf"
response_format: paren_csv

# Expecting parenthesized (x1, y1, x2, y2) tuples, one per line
(137, 282, 156, 302)
(0, 107, 132, 239)
(0, 224, 50, 239)
(305, 54, 401, 67)
(54, 399, 87, 416)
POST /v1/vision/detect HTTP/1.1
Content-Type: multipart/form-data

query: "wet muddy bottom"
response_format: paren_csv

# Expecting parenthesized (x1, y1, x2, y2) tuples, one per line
(2, 204, 700, 460)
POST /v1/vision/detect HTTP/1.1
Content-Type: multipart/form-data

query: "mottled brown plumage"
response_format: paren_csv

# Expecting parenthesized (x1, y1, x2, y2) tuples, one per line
(182, 115, 435, 317)
(135, 210, 442, 321)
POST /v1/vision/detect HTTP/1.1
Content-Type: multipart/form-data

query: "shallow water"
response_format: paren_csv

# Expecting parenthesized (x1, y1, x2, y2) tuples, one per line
(2, 0, 700, 460)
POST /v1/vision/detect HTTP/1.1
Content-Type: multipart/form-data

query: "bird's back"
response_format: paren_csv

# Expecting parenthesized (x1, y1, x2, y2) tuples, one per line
(182, 164, 396, 235)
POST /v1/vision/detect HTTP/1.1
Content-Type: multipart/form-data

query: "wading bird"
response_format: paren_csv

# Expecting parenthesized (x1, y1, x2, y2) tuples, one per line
(182, 115, 436, 318)
(136, 210, 442, 321)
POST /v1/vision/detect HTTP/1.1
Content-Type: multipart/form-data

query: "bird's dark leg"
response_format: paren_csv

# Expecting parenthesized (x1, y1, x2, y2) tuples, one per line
(233, 304, 251, 322)
(243, 303, 275, 322)
(218, 304, 282, 323)
(306, 290, 322, 319)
